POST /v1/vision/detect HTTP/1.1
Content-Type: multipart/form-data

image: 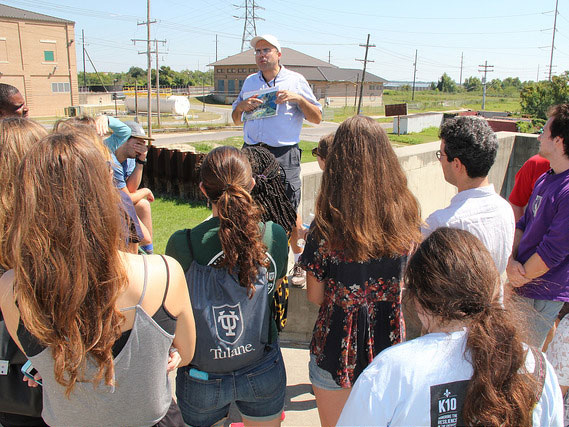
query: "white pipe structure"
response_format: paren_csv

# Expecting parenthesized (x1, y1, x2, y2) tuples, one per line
(125, 95, 190, 116)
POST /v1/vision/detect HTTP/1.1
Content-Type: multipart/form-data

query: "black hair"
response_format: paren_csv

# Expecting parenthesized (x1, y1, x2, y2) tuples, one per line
(440, 116, 497, 178)
(0, 84, 20, 110)
(242, 146, 297, 234)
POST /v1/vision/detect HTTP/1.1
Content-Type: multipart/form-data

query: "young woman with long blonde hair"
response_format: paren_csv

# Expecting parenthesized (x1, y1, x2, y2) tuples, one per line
(0, 132, 196, 426)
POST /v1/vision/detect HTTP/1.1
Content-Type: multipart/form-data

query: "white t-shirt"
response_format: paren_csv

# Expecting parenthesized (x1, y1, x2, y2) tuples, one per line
(338, 329, 563, 427)
(422, 185, 515, 275)
(546, 316, 569, 425)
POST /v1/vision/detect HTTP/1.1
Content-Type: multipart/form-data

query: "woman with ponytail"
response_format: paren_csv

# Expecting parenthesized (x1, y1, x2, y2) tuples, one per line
(166, 146, 289, 427)
(338, 227, 563, 426)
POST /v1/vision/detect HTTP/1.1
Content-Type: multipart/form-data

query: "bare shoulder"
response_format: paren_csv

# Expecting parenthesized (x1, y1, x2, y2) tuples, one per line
(0, 269, 15, 308)
(0, 270, 20, 337)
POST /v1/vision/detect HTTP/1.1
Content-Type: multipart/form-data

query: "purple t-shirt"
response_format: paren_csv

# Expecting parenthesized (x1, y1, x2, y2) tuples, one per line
(515, 168, 569, 301)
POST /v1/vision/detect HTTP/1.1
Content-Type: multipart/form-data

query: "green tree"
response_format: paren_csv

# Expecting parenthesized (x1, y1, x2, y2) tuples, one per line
(520, 72, 569, 119)
(436, 73, 457, 93)
(488, 78, 502, 92)
(463, 76, 482, 92)
(502, 77, 522, 89)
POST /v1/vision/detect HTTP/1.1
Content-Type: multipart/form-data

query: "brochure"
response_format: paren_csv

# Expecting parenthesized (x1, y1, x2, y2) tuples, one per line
(242, 87, 278, 121)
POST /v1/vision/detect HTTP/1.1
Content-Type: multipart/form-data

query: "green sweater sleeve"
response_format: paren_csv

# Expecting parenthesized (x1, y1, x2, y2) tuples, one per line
(165, 229, 193, 272)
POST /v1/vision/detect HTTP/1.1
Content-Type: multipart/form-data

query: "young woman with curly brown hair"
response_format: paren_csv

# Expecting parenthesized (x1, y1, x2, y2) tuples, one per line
(166, 146, 289, 427)
(339, 227, 563, 426)
(298, 115, 422, 426)
(0, 132, 196, 426)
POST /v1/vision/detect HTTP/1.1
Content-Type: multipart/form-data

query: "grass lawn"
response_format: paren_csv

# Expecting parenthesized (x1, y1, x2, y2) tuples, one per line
(151, 197, 210, 254)
(174, 137, 319, 163)
(325, 90, 522, 123)
(388, 126, 440, 145)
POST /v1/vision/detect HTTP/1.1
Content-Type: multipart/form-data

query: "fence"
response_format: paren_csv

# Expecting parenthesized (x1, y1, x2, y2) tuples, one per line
(142, 146, 205, 200)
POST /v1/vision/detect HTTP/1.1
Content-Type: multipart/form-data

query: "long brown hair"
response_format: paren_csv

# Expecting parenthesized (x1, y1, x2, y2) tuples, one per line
(200, 146, 267, 295)
(313, 115, 421, 261)
(53, 116, 111, 161)
(405, 228, 536, 426)
(8, 132, 127, 395)
(0, 118, 47, 270)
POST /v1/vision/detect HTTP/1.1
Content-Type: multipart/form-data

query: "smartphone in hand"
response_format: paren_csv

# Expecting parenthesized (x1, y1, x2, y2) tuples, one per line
(21, 360, 42, 386)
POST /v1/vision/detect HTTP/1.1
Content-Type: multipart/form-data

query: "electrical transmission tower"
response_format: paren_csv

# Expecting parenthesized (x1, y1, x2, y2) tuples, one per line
(234, 0, 264, 52)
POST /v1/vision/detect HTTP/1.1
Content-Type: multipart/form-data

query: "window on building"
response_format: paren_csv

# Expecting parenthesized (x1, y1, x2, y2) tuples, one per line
(51, 82, 70, 93)
(44, 50, 55, 62)
(228, 80, 235, 93)
(218, 79, 225, 93)
(239, 80, 244, 89)
(0, 39, 7, 62)
(217, 68, 223, 73)
(249, 68, 256, 73)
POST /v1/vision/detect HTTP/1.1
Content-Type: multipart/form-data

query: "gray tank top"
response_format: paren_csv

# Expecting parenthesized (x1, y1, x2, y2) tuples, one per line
(29, 255, 175, 427)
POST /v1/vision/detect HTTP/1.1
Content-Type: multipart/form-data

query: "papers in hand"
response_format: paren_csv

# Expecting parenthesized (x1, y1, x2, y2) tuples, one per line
(242, 87, 278, 121)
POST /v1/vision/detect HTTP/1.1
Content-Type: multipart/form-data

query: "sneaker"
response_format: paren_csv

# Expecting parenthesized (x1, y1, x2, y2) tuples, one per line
(290, 262, 306, 288)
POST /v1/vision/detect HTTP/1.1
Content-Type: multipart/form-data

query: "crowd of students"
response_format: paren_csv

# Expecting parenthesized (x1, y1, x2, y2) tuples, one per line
(0, 94, 568, 427)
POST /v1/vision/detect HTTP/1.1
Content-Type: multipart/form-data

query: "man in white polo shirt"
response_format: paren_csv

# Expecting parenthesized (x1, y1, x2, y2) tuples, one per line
(232, 34, 322, 286)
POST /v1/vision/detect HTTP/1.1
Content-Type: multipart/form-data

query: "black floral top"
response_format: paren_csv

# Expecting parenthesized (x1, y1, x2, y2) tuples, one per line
(299, 231, 406, 388)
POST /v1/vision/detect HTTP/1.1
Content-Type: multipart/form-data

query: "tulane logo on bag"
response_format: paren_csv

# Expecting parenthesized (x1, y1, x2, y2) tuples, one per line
(213, 304, 244, 344)
(185, 228, 270, 374)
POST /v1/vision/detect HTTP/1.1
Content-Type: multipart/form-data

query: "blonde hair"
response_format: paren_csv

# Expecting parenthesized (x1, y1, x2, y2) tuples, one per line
(54, 116, 111, 161)
(9, 132, 127, 395)
(0, 118, 48, 269)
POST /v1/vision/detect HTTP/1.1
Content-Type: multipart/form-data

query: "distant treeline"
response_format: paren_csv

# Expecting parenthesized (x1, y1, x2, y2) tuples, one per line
(78, 67, 213, 88)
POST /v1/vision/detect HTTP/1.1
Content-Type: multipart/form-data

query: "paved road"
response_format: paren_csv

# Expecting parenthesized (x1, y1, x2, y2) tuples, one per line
(152, 121, 342, 146)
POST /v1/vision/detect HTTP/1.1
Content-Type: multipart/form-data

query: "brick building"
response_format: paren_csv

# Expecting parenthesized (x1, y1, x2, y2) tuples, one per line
(209, 47, 386, 106)
(0, 4, 78, 117)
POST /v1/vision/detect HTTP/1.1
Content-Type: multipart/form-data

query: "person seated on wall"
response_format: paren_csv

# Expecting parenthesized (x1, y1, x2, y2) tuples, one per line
(112, 121, 155, 254)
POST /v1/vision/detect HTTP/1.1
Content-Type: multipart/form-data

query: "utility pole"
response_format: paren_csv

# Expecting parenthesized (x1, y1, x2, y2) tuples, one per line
(234, 0, 264, 52)
(154, 39, 167, 126)
(459, 52, 463, 86)
(537, 65, 540, 82)
(132, 0, 156, 137)
(549, 0, 559, 81)
(478, 60, 494, 110)
(412, 49, 418, 101)
(215, 34, 218, 62)
(328, 51, 331, 64)
(355, 34, 375, 115)
(82, 30, 87, 89)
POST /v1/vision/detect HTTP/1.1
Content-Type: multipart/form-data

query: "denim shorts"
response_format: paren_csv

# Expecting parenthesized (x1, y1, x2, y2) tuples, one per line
(308, 354, 342, 391)
(176, 344, 286, 427)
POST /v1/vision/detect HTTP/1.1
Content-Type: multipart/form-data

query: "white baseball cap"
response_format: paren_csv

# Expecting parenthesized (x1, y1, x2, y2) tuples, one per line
(250, 34, 281, 53)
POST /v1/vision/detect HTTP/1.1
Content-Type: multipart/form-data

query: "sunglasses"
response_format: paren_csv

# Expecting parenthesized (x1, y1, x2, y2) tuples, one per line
(312, 147, 320, 157)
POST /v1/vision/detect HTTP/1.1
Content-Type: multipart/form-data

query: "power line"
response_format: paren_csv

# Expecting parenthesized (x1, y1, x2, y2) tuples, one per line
(549, 0, 559, 81)
(234, 0, 264, 52)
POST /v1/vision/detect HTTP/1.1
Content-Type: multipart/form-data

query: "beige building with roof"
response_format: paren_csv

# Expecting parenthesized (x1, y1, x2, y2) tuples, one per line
(0, 4, 78, 117)
(209, 47, 386, 107)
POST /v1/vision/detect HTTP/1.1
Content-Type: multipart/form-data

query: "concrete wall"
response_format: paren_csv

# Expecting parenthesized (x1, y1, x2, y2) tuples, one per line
(281, 131, 539, 344)
(393, 112, 444, 134)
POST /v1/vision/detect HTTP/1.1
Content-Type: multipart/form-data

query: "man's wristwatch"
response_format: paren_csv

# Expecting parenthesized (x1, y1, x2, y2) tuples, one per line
(135, 156, 147, 165)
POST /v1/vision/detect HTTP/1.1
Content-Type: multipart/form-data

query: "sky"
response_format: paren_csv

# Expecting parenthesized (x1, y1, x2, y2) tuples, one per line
(5, 0, 569, 83)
